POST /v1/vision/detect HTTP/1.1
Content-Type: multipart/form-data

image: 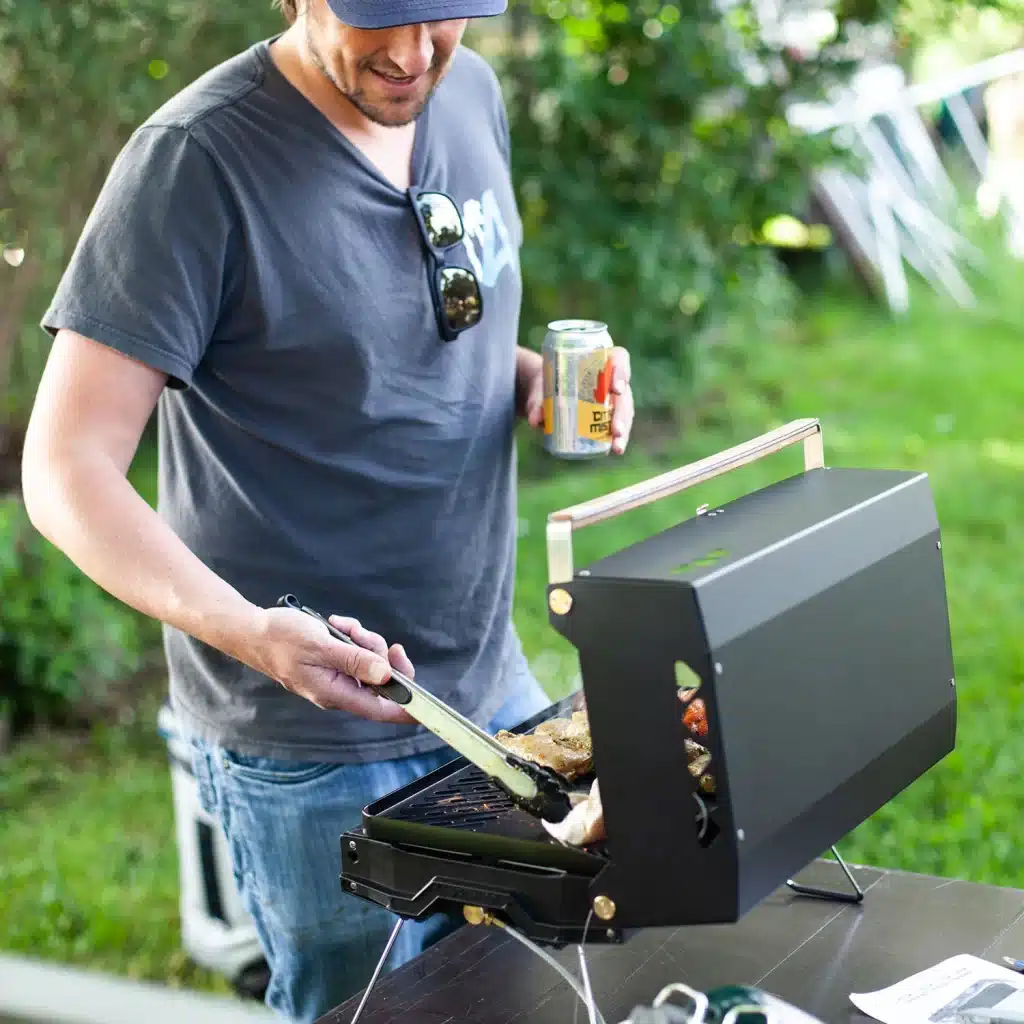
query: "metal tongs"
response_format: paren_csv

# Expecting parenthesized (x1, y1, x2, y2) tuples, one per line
(278, 595, 573, 823)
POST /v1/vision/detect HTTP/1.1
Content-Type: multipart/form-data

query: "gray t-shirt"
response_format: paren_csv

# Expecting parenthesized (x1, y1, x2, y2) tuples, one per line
(42, 39, 531, 763)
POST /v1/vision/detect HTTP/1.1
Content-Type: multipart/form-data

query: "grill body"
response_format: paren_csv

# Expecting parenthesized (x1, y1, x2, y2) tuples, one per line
(342, 698, 610, 945)
(552, 467, 956, 927)
(340, 462, 956, 942)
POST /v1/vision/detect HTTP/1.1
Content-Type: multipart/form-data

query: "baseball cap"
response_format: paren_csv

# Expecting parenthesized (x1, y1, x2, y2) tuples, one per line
(325, 0, 508, 29)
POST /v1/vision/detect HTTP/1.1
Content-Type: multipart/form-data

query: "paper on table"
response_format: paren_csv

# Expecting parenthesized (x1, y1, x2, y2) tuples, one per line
(851, 954, 1024, 1024)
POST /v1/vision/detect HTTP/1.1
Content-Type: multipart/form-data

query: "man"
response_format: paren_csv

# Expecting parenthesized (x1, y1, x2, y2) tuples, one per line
(21, 0, 634, 1020)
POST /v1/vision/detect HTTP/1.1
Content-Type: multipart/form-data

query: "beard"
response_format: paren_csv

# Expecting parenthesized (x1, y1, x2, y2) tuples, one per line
(306, 24, 441, 128)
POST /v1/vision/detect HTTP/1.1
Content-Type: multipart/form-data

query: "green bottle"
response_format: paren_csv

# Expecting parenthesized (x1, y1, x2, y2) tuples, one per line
(627, 983, 828, 1024)
(703, 985, 827, 1024)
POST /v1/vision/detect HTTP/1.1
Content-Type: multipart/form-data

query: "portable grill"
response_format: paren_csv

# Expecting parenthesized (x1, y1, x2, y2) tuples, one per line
(339, 419, 957, 946)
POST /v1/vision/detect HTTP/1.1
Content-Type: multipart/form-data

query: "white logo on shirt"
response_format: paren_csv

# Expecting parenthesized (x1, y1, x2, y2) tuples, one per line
(460, 189, 516, 289)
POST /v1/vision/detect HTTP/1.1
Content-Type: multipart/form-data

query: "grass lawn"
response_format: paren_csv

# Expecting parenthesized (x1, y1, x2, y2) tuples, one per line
(0, 706, 233, 994)
(2, 258, 1023, 992)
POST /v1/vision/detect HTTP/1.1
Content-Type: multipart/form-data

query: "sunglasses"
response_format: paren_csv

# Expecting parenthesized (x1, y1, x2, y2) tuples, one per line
(408, 187, 483, 343)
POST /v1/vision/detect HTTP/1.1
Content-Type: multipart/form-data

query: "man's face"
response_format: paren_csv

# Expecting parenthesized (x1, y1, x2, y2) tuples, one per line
(304, 0, 468, 127)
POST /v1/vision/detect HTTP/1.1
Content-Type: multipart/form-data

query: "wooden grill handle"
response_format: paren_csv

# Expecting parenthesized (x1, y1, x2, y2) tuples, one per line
(546, 418, 824, 584)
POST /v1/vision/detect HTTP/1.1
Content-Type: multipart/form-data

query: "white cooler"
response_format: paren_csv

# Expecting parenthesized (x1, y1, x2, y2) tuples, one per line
(157, 702, 269, 1000)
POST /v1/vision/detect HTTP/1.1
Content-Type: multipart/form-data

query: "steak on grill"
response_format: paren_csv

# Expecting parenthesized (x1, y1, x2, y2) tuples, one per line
(495, 710, 593, 781)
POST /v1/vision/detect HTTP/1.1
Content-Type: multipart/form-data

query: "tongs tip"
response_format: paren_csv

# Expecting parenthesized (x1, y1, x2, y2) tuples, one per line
(502, 755, 574, 823)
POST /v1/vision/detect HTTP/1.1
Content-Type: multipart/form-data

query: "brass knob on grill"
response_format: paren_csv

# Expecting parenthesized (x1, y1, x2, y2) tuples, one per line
(549, 588, 573, 615)
(463, 905, 494, 926)
(593, 895, 616, 921)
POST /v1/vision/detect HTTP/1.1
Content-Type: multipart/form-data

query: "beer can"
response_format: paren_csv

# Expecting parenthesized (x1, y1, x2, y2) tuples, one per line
(542, 319, 614, 459)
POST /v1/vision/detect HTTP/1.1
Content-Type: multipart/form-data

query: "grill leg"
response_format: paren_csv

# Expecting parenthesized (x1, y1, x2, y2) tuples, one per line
(349, 917, 404, 1024)
(786, 845, 864, 904)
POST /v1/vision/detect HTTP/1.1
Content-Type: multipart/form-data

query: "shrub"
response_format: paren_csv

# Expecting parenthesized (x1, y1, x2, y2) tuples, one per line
(486, 0, 886, 408)
(0, 495, 147, 734)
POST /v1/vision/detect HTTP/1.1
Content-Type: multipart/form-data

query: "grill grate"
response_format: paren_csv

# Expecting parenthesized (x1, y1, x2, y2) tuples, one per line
(389, 767, 517, 830)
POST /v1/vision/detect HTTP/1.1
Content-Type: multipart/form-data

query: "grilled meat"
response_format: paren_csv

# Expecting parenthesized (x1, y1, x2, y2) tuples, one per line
(686, 738, 712, 779)
(535, 710, 590, 749)
(496, 730, 593, 781)
(520, 707, 717, 847)
(495, 710, 593, 782)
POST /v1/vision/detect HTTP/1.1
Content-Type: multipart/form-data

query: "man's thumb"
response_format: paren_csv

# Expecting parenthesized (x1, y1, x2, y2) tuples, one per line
(330, 641, 391, 686)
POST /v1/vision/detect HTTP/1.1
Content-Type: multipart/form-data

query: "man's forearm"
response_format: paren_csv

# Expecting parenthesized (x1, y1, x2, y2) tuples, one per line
(22, 451, 265, 670)
(515, 346, 543, 417)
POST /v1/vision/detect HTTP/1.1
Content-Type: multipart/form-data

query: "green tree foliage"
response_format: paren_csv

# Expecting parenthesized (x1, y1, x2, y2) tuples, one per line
(486, 0, 883, 407)
(0, 1, 280, 446)
(0, 495, 145, 733)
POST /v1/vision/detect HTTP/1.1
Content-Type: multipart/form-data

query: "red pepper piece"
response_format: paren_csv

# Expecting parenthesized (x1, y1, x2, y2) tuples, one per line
(683, 698, 709, 737)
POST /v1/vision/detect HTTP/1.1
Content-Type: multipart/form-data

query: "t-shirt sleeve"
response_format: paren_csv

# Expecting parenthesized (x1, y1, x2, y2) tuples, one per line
(41, 124, 238, 390)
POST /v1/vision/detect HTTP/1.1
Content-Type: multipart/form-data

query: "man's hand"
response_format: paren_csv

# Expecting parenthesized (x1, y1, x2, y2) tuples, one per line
(249, 606, 416, 724)
(520, 346, 634, 455)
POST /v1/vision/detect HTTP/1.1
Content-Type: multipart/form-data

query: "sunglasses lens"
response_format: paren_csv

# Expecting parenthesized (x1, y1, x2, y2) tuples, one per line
(438, 267, 482, 332)
(415, 192, 463, 249)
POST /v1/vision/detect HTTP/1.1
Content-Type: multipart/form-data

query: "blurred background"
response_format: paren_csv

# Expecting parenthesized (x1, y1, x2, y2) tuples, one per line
(2, 0, 1023, 1010)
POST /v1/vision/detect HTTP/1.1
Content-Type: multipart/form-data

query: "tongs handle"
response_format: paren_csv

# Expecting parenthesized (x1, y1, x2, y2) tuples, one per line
(277, 594, 414, 705)
(276, 595, 573, 822)
(546, 418, 825, 584)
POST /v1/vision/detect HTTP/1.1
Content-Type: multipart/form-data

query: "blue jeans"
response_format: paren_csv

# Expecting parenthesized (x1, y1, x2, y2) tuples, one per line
(190, 671, 551, 1023)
